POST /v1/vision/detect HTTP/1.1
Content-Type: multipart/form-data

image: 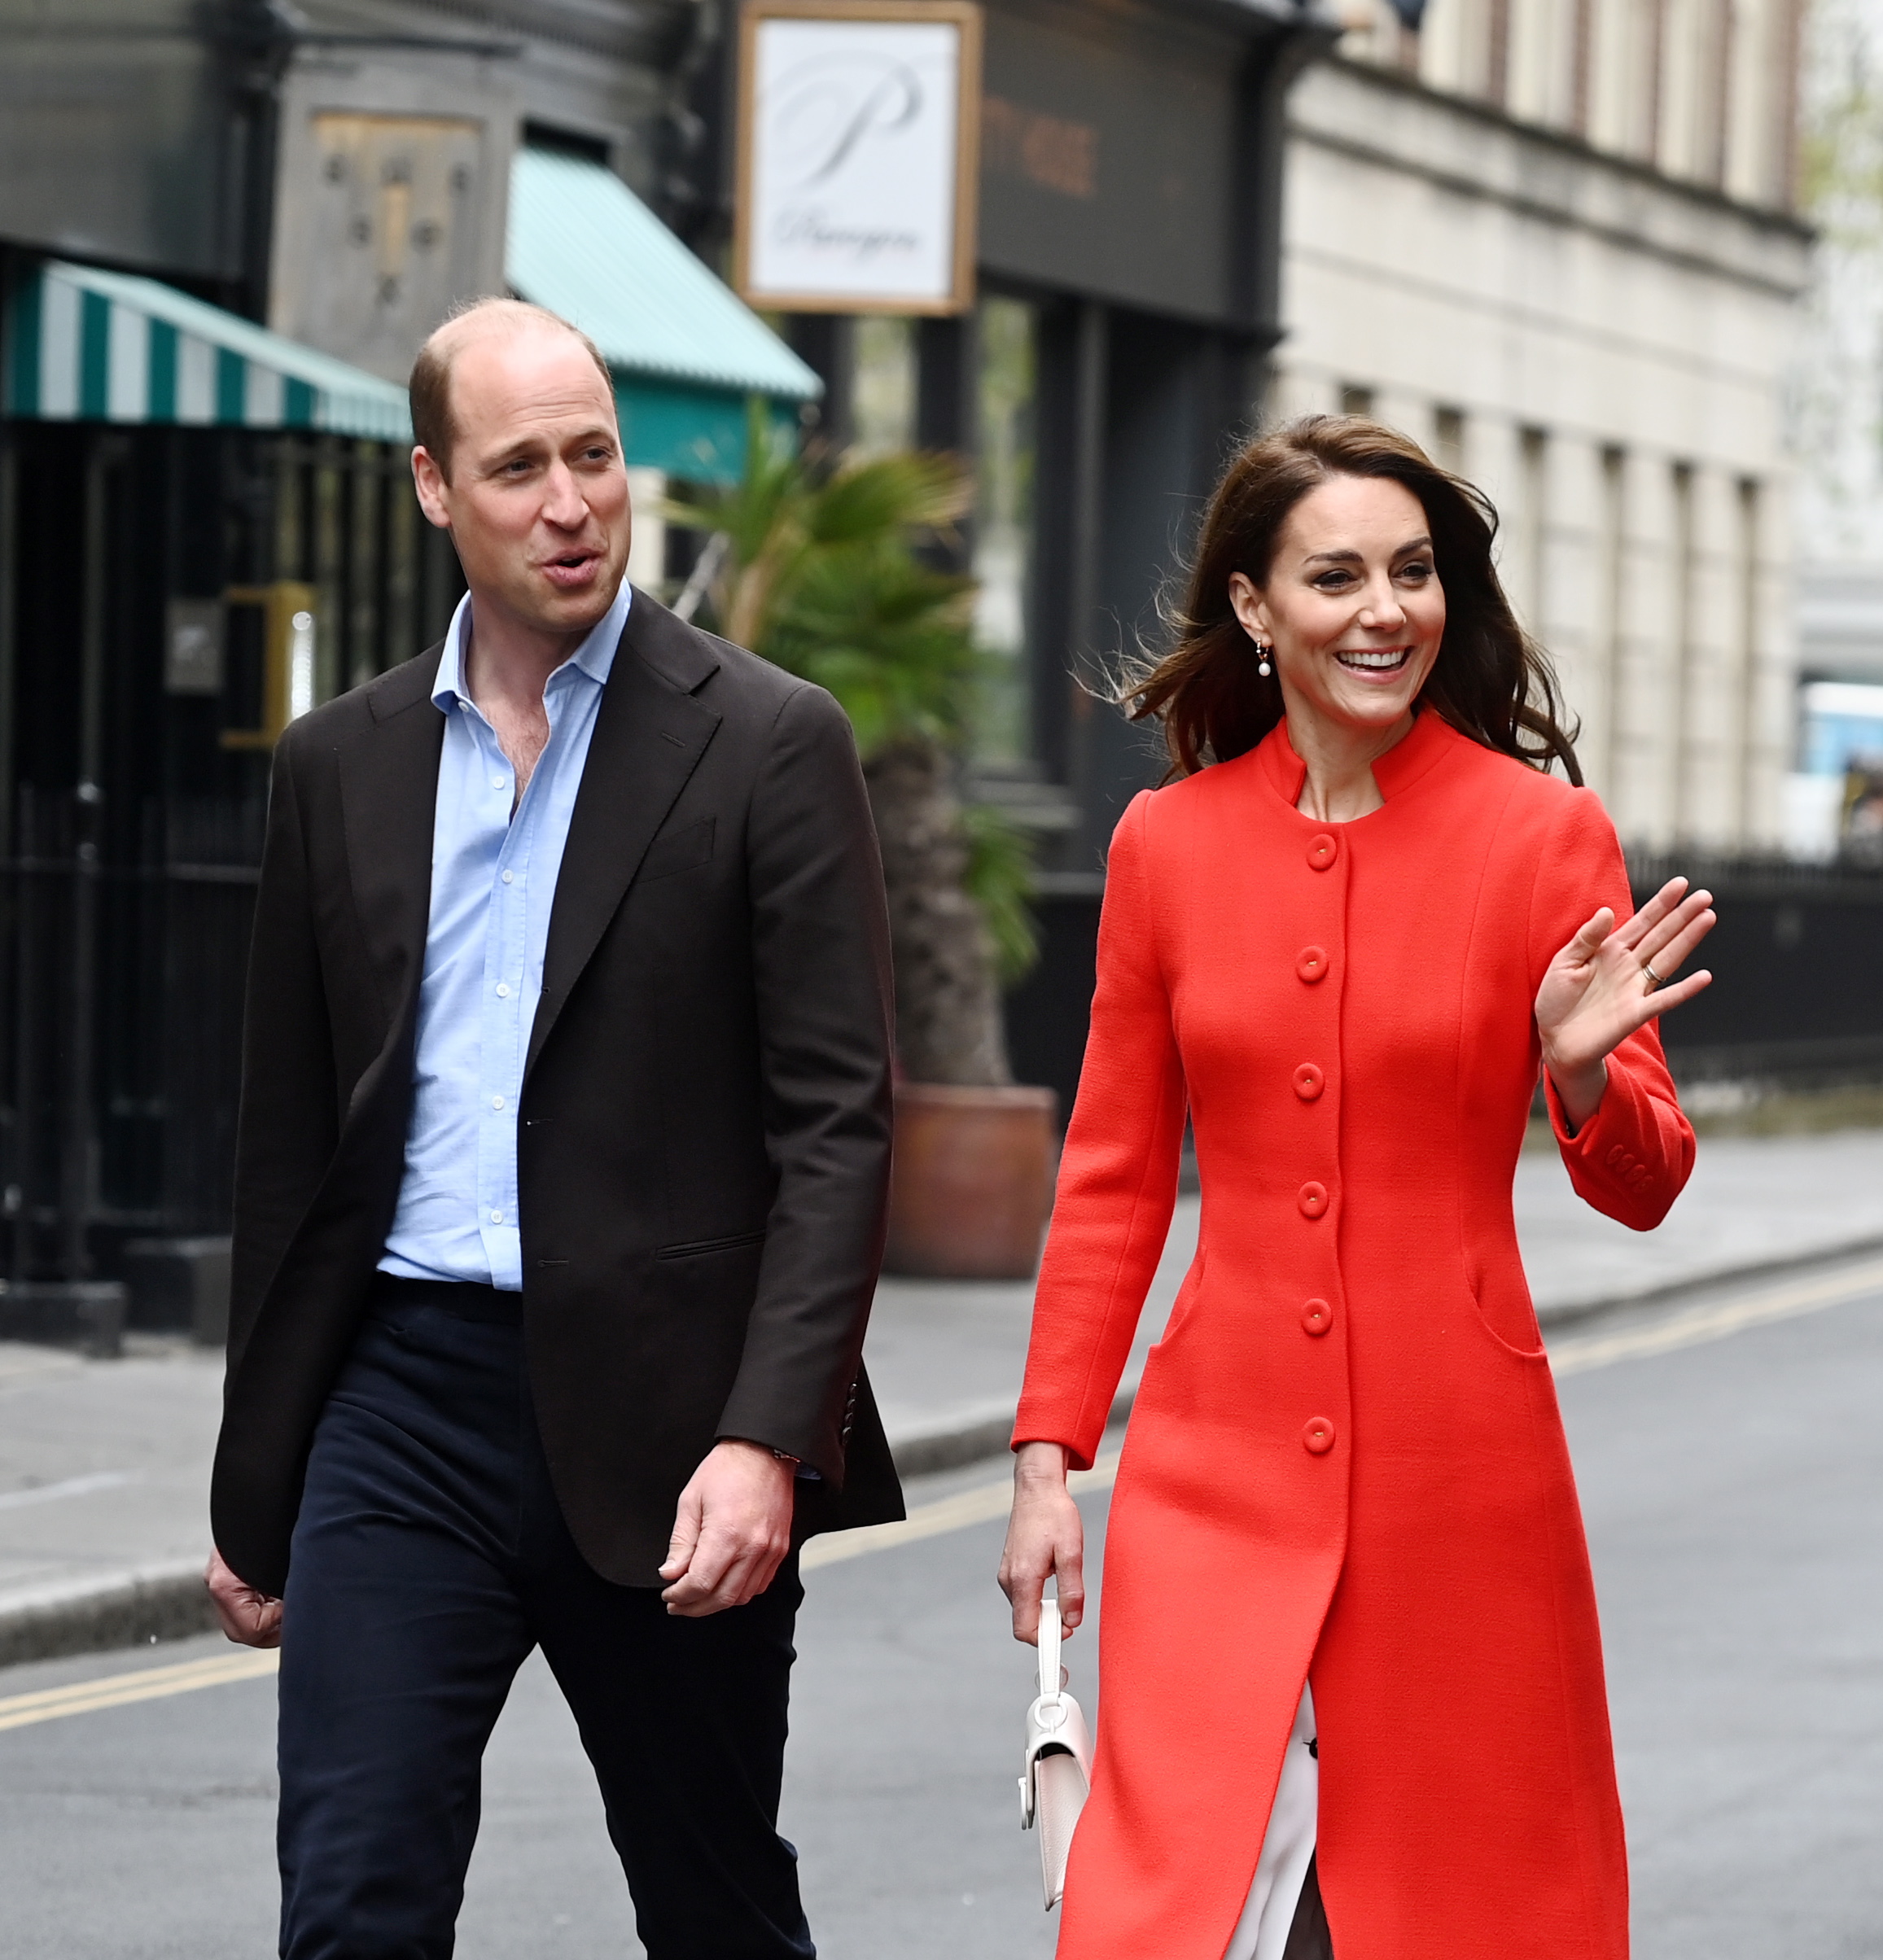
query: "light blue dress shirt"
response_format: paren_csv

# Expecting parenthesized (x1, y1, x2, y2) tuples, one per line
(379, 580, 631, 1291)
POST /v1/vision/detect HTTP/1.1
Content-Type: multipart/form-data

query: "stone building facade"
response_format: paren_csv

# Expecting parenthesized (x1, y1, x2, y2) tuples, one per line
(1268, 1, 1811, 853)
(1784, 0, 1883, 857)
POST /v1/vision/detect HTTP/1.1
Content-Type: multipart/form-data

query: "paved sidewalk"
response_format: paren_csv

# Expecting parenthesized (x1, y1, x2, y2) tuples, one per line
(871, 1125, 1883, 1469)
(5, 1125, 1882, 1664)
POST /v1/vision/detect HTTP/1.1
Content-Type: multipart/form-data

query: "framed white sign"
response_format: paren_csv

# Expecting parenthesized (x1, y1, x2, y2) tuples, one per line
(735, 0, 983, 315)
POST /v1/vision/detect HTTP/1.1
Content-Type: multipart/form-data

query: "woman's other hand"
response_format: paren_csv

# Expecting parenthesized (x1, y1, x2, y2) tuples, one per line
(1000, 1442, 1086, 1646)
(1537, 876, 1716, 1131)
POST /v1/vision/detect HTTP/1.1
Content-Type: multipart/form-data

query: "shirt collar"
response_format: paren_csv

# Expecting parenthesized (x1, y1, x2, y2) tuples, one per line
(432, 576, 631, 711)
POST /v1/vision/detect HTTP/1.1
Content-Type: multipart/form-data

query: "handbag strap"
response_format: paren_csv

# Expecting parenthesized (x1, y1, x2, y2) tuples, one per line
(1038, 1594, 1062, 1700)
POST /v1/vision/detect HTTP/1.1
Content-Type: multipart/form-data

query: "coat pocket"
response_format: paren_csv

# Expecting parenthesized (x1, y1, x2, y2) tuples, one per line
(655, 1227, 768, 1261)
(637, 816, 715, 884)
(1464, 1262, 1547, 1359)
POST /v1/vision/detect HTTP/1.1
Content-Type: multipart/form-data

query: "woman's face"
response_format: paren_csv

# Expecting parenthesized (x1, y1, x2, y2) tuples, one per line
(1229, 474, 1446, 738)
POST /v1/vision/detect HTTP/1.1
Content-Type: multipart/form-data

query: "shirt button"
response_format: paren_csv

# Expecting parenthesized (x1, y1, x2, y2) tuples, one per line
(1307, 832, 1338, 871)
(491, 776, 506, 790)
(492, 1095, 505, 1111)
(489, 1209, 504, 1224)
(1298, 1181, 1329, 1218)
(1302, 1298, 1333, 1337)
(501, 869, 515, 885)
(1296, 946, 1328, 983)
(1293, 1062, 1325, 1102)
(496, 982, 510, 998)
(1302, 1416, 1336, 1455)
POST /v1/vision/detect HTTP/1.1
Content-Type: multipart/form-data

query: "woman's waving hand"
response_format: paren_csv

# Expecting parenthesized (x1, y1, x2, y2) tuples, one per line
(1537, 875, 1716, 1131)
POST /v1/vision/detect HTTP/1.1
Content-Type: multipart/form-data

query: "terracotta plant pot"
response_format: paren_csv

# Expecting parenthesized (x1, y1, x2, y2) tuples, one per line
(884, 1082, 1058, 1280)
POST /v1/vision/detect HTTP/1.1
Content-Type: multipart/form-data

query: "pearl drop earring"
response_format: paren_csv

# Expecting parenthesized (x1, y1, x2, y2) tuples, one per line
(1256, 643, 1273, 678)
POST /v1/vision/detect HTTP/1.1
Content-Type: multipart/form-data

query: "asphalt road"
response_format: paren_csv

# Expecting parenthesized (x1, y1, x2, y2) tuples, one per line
(1, 1260, 1880, 1959)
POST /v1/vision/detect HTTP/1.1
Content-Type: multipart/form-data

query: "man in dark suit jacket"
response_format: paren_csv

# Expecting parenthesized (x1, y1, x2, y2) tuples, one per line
(205, 297, 901, 1959)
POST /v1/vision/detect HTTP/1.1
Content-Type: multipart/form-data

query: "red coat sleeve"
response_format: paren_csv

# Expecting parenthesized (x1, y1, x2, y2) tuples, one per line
(1013, 793, 1188, 1468)
(1526, 789, 1697, 1230)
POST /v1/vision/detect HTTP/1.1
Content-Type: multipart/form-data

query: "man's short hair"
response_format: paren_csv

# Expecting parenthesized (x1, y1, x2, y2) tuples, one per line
(409, 298, 615, 479)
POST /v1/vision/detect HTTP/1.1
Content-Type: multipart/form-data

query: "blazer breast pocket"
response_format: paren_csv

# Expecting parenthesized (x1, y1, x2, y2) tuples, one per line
(637, 816, 715, 885)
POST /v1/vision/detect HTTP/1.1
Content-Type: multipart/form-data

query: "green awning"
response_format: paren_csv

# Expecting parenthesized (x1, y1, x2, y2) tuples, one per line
(506, 147, 821, 483)
(2, 260, 411, 441)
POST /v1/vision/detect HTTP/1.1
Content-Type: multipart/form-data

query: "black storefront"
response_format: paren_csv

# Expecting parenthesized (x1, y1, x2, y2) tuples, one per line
(0, 342, 462, 1345)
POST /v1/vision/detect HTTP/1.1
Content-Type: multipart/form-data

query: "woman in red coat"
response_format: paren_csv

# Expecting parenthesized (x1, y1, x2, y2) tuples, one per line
(1000, 416, 1716, 1960)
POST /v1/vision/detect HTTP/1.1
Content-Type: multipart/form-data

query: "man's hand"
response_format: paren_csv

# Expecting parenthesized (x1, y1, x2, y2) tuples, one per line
(206, 1548, 282, 1648)
(659, 1441, 796, 1617)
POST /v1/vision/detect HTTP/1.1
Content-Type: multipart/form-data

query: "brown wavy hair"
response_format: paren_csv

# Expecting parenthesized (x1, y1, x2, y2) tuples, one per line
(1127, 414, 1582, 784)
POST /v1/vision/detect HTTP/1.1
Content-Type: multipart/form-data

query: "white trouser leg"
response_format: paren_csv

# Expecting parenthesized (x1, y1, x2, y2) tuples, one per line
(1222, 1682, 1317, 1960)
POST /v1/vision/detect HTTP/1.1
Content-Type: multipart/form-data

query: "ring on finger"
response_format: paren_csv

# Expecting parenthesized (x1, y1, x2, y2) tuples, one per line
(1641, 960, 1664, 991)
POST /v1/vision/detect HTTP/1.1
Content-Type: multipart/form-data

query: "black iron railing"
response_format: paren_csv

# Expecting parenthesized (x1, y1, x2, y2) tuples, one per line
(0, 785, 260, 1293)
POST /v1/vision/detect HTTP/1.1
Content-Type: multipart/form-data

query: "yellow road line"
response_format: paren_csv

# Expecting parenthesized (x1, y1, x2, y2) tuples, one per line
(0, 1648, 278, 1733)
(1549, 1257, 1883, 1376)
(10, 1255, 1881, 1732)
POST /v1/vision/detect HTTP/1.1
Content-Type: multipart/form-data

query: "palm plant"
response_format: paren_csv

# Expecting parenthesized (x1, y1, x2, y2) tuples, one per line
(666, 413, 1036, 1087)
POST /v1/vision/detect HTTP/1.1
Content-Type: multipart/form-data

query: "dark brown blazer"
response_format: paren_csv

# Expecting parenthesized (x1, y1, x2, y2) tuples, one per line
(210, 589, 904, 1597)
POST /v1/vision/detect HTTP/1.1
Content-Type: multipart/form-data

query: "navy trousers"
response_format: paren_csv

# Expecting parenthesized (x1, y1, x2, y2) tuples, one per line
(277, 1276, 814, 1960)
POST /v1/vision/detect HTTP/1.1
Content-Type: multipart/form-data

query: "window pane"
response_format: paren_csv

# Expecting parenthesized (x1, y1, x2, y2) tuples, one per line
(973, 295, 1037, 761)
(852, 315, 916, 456)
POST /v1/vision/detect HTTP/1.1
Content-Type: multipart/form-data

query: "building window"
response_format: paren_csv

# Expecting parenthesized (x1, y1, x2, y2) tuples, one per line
(1486, 0, 1513, 106)
(1736, 475, 1761, 832)
(1339, 383, 1376, 418)
(1433, 405, 1465, 471)
(1515, 426, 1548, 629)
(1596, 444, 1627, 794)
(973, 295, 1039, 762)
(1671, 460, 1697, 828)
(852, 316, 917, 457)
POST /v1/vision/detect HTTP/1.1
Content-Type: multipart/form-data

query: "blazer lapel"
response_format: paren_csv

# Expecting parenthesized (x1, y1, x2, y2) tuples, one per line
(526, 594, 722, 1085)
(336, 648, 447, 1041)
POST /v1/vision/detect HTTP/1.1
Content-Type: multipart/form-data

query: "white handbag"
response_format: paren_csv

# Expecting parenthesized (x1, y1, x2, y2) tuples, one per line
(1018, 1595, 1093, 1910)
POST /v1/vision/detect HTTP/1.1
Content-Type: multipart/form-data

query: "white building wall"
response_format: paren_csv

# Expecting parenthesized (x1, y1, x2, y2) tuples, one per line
(1271, 42, 1809, 851)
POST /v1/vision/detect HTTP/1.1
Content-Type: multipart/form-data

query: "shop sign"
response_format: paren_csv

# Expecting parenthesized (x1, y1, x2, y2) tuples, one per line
(734, 0, 983, 314)
(975, 10, 1239, 326)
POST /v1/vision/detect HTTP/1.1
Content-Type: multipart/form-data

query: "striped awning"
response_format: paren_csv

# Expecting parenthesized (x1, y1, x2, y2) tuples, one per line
(3, 260, 411, 441)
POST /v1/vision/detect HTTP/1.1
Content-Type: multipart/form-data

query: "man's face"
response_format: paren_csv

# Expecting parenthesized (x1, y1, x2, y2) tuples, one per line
(411, 328, 631, 641)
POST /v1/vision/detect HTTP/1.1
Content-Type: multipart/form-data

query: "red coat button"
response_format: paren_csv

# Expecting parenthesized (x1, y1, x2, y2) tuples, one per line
(1298, 1181, 1329, 1218)
(1293, 1063, 1325, 1102)
(1303, 1416, 1336, 1455)
(1296, 945, 1329, 983)
(1307, 833, 1338, 871)
(1302, 1298, 1332, 1336)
